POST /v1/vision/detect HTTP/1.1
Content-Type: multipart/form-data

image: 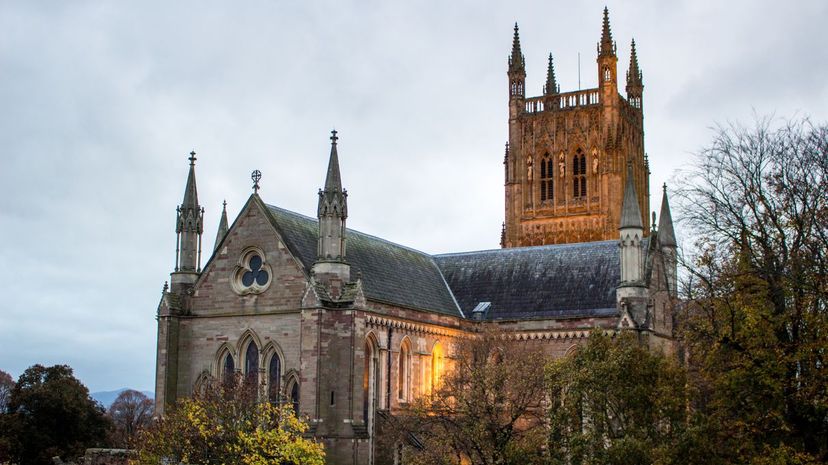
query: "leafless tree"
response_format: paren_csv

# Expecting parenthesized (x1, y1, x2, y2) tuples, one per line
(386, 326, 548, 465)
(674, 115, 828, 461)
(107, 389, 153, 448)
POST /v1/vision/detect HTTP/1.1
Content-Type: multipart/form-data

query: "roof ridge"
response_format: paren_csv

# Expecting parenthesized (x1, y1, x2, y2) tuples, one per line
(265, 203, 435, 258)
(434, 239, 618, 258)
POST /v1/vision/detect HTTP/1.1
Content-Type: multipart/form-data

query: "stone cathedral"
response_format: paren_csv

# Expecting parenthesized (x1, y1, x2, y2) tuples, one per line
(154, 8, 678, 465)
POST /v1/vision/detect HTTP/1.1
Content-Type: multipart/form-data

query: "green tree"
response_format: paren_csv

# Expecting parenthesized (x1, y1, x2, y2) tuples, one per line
(676, 116, 828, 463)
(136, 376, 324, 465)
(386, 327, 548, 465)
(0, 364, 111, 465)
(545, 331, 689, 465)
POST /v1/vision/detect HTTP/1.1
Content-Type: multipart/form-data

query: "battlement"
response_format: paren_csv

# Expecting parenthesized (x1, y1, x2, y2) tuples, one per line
(524, 89, 601, 114)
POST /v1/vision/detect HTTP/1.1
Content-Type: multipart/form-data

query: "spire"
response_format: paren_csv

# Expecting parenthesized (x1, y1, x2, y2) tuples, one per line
(627, 39, 642, 87)
(318, 130, 347, 220)
(182, 151, 199, 210)
(324, 130, 342, 192)
(598, 7, 616, 57)
(317, 130, 348, 262)
(174, 150, 204, 281)
(544, 53, 559, 95)
(508, 22, 524, 72)
(657, 184, 676, 247)
(620, 162, 643, 229)
(213, 200, 229, 252)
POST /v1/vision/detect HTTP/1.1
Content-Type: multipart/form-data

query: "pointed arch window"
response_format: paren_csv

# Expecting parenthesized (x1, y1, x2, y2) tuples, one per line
(268, 353, 281, 403)
(540, 154, 554, 202)
(398, 339, 411, 402)
(222, 352, 235, 386)
(431, 343, 444, 394)
(289, 380, 300, 413)
(363, 337, 379, 425)
(244, 341, 259, 384)
(573, 150, 587, 198)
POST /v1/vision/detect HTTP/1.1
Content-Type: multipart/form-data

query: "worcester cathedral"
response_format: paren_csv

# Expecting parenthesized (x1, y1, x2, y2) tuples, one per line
(155, 8, 678, 465)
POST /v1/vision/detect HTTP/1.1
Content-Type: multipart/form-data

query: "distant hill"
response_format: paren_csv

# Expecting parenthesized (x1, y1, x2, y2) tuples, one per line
(91, 388, 154, 409)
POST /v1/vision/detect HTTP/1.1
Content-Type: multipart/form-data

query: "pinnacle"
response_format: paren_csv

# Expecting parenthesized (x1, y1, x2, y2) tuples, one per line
(658, 184, 676, 247)
(620, 161, 643, 230)
(181, 151, 199, 210)
(509, 22, 524, 71)
(324, 129, 343, 192)
(627, 38, 642, 86)
(544, 53, 559, 95)
(599, 6, 616, 57)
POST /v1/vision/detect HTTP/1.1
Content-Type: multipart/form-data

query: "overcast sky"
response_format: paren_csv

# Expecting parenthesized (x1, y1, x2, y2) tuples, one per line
(1, 0, 826, 393)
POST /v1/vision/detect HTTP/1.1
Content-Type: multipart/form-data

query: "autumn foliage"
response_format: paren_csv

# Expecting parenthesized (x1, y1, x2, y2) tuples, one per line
(135, 377, 324, 465)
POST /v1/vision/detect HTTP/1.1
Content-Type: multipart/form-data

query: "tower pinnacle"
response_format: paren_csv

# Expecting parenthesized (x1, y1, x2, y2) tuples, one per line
(627, 39, 642, 87)
(544, 53, 559, 95)
(598, 7, 616, 57)
(509, 23, 524, 72)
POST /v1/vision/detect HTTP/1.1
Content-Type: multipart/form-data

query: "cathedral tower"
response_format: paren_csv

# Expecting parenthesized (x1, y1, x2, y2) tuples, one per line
(503, 8, 649, 247)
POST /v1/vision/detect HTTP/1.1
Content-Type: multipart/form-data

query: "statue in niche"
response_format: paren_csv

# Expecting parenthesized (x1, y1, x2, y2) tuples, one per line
(591, 149, 599, 174)
(526, 156, 534, 181)
(558, 151, 565, 177)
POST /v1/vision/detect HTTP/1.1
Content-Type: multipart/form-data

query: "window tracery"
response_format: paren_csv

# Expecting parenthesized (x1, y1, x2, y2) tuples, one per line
(573, 150, 587, 198)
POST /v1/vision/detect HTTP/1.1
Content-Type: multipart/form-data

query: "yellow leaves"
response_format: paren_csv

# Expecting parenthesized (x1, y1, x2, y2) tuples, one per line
(134, 380, 324, 465)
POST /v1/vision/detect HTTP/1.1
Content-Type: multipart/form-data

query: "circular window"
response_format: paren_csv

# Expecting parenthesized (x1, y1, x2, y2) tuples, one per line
(232, 248, 272, 295)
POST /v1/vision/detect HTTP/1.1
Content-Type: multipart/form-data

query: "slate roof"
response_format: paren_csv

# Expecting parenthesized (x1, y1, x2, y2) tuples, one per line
(434, 241, 622, 320)
(264, 205, 462, 317)
(263, 203, 628, 321)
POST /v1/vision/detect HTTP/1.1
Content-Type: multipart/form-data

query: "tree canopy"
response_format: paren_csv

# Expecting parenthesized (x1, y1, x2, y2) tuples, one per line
(136, 376, 325, 465)
(107, 389, 153, 448)
(0, 364, 111, 465)
(386, 327, 548, 465)
(676, 115, 828, 463)
(546, 331, 689, 465)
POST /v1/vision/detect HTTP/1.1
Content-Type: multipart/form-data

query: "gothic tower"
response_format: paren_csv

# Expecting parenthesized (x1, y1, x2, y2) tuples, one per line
(503, 8, 650, 247)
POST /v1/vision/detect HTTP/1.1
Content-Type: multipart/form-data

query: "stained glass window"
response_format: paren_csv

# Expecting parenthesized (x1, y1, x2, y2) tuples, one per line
(268, 354, 281, 403)
(223, 353, 235, 386)
(290, 381, 300, 413)
(245, 342, 259, 383)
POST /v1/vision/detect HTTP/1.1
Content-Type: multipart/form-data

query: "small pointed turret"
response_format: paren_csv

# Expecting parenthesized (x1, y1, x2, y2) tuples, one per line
(626, 39, 644, 109)
(213, 200, 229, 252)
(627, 39, 642, 87)
(313, 130, 351, 292)
(658, 184, 678, 296)
(618, 161, 645, 294)
(620, 162, 643, 230)
(657, 184, 676, 247)
(317, 130, 348, 262)
(598, 7, 616, 57)
(172, 150, 204, 290)
(544, 53, 559, 95)
(508, 23, 526, 101)
(508, 23, 524, 72)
